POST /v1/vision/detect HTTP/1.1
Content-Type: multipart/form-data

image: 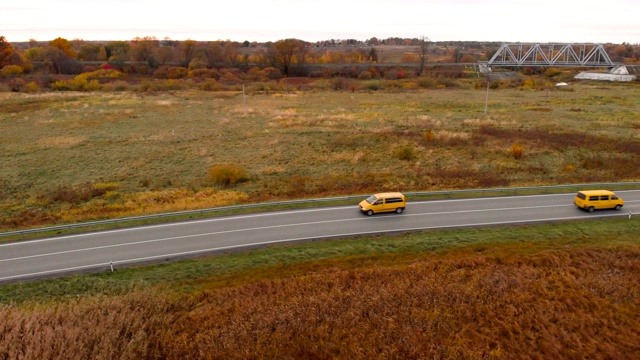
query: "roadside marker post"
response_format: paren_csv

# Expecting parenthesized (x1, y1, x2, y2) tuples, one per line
(110, 261, 114, 272)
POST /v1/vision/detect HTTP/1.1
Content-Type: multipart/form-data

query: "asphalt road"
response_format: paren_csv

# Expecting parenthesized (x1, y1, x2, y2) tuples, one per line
(1, 190, 639, 283)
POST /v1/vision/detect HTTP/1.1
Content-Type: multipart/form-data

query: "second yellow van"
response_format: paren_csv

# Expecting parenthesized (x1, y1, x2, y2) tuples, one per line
(359, 192, 406, 216)
(574, 190, 624, 212)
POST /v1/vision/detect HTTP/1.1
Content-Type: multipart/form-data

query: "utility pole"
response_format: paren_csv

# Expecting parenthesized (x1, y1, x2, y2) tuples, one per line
(484, 81, 490, 114)
(243, 83, 247, 117)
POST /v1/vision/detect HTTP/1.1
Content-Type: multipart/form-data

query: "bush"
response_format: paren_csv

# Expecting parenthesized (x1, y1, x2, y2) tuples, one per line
(1, 65, 23, 77)
(50, 80, 71, 91)
(363, 80, 383, 91)
(436, 77, 457, 88)
(331, 77, 353, 90)
(190, 68, 220, 79)
(219, 71, 242, 83)
(48, 182, 118, 204)
(188, 58, 208, 70)
(70, 78, 101, 91)
(50, 75, 101, 91)
(80, 69, 124, 80)
(152, 66, 188, 79)
(262, 67, 282, 80)
(198, 79, 222, 91)
(544, 67, 562, 77)
(417, 77, 437, 89)
(357, 71, 373, 80)
(8, 78, 26, 92)
(102, 80, 130, 91)
(511, 143, 524, 159)
(148, 79, 187, 91)
(394, 146, 416, 161)
(23, 81, 39, 93)
(208, 164, 250, 186)
(424, 130, 435, 142)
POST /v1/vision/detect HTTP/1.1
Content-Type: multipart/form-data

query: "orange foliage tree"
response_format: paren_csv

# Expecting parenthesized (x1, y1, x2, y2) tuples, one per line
(0, 36, 31, 71)
(49, 37, 77, 58)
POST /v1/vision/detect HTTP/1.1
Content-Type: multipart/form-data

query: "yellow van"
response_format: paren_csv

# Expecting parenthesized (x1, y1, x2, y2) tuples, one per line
(359, 192, 406, 216)
(574, 190, 624, 213)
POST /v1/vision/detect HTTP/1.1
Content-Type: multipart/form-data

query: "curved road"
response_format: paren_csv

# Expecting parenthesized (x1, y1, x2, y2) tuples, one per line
(1, 191, 639, 283)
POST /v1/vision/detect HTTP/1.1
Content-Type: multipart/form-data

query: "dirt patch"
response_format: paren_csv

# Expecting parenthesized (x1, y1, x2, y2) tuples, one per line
(37, 136, 87, 148)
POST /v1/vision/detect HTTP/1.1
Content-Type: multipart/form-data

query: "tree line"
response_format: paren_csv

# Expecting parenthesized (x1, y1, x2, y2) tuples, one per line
(1, 35, 639, 80)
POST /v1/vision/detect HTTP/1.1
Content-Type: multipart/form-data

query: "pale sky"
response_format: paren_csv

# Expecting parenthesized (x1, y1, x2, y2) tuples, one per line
(2, 0, 639, 44)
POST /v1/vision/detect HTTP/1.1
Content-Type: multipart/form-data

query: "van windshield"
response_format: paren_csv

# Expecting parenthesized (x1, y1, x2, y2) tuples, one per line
(365, 195, 378, 204)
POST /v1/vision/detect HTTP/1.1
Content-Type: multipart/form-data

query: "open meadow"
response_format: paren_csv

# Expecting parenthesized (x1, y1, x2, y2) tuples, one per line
(1, 79, 639, 230)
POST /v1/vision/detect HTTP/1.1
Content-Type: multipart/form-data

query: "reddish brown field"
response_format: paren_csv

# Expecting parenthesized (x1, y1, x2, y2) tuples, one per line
(2, 238, 639, 359)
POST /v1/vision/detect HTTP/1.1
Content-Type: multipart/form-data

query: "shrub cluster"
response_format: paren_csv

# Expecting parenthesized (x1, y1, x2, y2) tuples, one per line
(208, 164, 250, 186)
(394, 145, 416, 161)
(152, 66, 188, 79)
(511, 143, 524, 159)
(50, 69, 124, 91)
(46, 182, 119, 205)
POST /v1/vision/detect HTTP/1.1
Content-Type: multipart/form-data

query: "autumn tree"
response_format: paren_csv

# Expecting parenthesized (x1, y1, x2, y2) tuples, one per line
(203, 41, 223, 67)
(268, 38, 307, 76)
(50, 37, 77, 58)
(156, 46, 175, 66)
(452, 47, 463, 62)
(105, 41, 130, 59)
(417, 35, 430, 74)
(177, 39, 199, 68)
(98, 46, 108, 61)
(130, 36, 159, 67)
(0, 36, 21, 67)
(105, 41, 130, 70)
(24, 46, 46, 62)
(77, 42, 102, 61)
(31, 37, 76, 73)
(368, 47, 378, 62)
(222, 41, 240, 66)
(44, 47, 77, 74)
(417, 35, 430, 76)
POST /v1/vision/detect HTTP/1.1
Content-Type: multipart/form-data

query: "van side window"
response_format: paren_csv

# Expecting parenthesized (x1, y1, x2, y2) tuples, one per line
(374, 200, 383, 205)
(600, 195, 609, 201)
(589, 196, 599, 201)
(612, 196, 618, 200)
(386, 198, 402, 203)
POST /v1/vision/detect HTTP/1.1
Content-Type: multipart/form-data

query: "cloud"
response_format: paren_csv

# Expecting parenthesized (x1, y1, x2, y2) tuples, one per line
(1, 0, 638, 43)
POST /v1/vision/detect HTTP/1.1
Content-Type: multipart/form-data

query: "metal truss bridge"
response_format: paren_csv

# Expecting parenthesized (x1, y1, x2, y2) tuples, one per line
(484, 43, 615, 68)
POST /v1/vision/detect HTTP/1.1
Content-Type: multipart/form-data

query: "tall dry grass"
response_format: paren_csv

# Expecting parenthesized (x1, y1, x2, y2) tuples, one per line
(1, 243, 639, 359)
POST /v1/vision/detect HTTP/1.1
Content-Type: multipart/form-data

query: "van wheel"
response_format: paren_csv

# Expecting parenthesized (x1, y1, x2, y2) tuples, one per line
(587, 206, 594, 213)
(367, 210, 374, 216)
(615, 205, 622, 211)
(396, 207, 404, 214)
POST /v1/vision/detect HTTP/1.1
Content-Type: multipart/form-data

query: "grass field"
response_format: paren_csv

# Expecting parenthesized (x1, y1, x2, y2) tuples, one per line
(1, 219, 639, 358)
(1, 80, 639, 231)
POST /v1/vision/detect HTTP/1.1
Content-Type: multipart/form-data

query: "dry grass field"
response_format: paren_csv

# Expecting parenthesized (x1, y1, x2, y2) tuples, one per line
(0, 80, 639, 230)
